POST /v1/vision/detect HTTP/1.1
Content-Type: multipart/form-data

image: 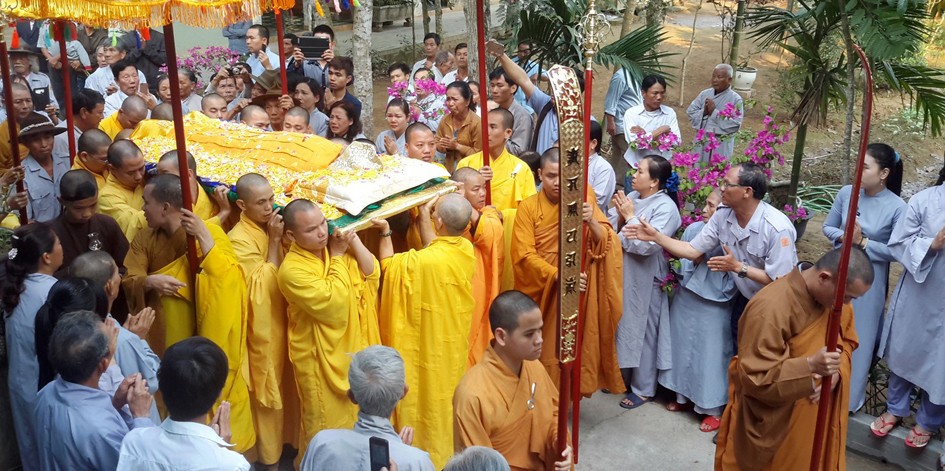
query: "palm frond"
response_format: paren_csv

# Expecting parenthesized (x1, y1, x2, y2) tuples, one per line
(598, 24, 677, 83)
(881, 62, 945, 136)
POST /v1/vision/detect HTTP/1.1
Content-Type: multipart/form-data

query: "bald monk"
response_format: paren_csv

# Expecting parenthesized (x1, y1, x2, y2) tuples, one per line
(511, 148, 625, 395)
(151, 103, 174, 121)
(452, 167, 505, 367)
(99, 95, 149, 140)
(99, 139, 147, 241)
(715, 247, 873, 471)
(372, 193, 476, 469)
(73, 129, 112, 188)
(0, 83, 34, 169)
(453, 290, 573, 471)
(405, 122, 443, 167)
(122, 174, 255, 451)
(241, 104, 271, 130)
(277, 199, 380, 462)
(229, 174, 299, 470)
(156, 150, 232, 228)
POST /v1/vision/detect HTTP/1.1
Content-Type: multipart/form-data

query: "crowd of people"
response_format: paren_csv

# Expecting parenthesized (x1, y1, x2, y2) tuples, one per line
(0, 17, 944, 471)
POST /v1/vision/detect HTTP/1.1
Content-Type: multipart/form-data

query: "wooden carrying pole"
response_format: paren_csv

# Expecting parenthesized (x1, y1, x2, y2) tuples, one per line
(808, 43, 873, 471)
(161, 19, 200, 278)
(0, 23, 28, 225)
(274, 9, 289, 96)
(55, 20, 77, 162)
(475, 0, 491, 204)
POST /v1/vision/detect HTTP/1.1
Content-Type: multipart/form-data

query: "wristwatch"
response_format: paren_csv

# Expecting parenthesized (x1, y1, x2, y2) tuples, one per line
(738, 263, 749, 278)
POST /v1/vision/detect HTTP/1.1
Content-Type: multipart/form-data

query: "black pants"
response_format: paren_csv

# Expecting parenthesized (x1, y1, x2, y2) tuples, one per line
(731, 292, 750, 354)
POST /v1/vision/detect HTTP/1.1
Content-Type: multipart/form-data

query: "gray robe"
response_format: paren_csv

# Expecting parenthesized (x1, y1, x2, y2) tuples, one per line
(686, 87, 743, 165)
(880, 183, 945, 404)
(616, 190, 681, 368)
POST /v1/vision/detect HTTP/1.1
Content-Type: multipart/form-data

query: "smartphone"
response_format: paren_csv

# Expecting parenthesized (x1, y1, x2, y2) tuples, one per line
(298, 37, 330, 61)
(138, 83, 149, 94)
(368, 436, 389, 471)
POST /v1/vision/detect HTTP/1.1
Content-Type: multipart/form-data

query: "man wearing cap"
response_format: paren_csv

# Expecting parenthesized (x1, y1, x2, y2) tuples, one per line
(252, 73, 286, 132)
(13, 112, 71, 222)
(8, 45, 59, 115)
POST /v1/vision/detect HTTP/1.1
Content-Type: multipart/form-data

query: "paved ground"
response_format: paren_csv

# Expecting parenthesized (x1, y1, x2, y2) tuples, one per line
(574, 391, 901, 470)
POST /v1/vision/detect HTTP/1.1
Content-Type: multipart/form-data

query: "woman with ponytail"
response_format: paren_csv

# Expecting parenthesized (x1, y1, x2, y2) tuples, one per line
(822, 142, 906, 413)
(610, 154, 682, 410)
(2, 223, 62, 467)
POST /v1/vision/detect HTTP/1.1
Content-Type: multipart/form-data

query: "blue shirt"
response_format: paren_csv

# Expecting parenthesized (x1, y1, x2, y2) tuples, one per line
(34, 378, 154, 471)
(246, 48, 281, 77)
(302, 412, 436, 471)
(604, 68, 641, 133)
(23, 153, 71, 223)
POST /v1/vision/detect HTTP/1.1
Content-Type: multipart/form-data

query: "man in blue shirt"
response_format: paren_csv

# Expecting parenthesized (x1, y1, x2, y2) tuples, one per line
(245, 24, 281, 77)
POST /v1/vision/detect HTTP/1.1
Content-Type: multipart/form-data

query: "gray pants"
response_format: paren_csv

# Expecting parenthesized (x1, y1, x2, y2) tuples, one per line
(608, 133, 631, 191)
(626, 289, 663, 398)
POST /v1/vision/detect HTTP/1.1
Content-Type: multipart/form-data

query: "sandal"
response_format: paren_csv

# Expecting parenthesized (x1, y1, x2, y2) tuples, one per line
(869, 412, 899, 437)
(666, 401, 694, 412)
(700, 416, 721, 433)
(618, 392, 651, 410)
(905, 426, 933, 448)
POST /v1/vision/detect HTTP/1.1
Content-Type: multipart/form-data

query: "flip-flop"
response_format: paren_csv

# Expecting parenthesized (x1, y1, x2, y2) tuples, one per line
(666, 401, 694, 412)
(870, 413, 899, 437)
(618, 392, 651, 410)
(700, 416, 721, 433)
(905, 426, 933, 448)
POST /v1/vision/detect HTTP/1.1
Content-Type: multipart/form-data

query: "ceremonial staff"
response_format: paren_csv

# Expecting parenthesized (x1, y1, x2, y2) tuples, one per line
(475, 0, 491, 204)
(53, 20, 77, 162)
(0, 16, 28, 225)
(808, 43, 872, 471)
(275, 9, 289, 97)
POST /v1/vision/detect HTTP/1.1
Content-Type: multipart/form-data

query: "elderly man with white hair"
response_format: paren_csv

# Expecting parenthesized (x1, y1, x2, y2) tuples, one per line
(685, 64, 744, 165)
(301, 345, 435, 471)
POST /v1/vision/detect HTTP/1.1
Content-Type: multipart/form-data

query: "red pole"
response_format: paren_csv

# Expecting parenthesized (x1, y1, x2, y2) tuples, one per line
(55, 20, 77, 163)
(162, 20, 200, 278)
(556, 361, 572, 453)
(808, 43, 872, 471)
(0, 41, 28, 226)
(475, 0, 491, 204)
(274, 9, 289, 96)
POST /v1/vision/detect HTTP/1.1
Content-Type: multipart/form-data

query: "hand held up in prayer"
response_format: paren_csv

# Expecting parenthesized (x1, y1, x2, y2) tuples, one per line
(210, 401, 233, 443)
(384, 135, 398, 156)
(123, 307, 156, 339)
(112, 373, 139, 411)
(931, 227, 945, 251)
(704, 98, 716, 115)
(398, 426, 414, 446)
(651, 125, 671, 138)
(612, 191, 635, 224)
(485, 39, 506, 58)
(630, 125, 646, 136)
(807, 346, 841, 377)
(438, 137, 459, 151)
(145, 274, 186, 296)
(555, 445, 573, 471)
(479, 165, 494, 182)
(707, 246, 740, 273)
(127, 375, 153, 418)
(181, 209, 215, 253)
(329, 230, 355, 257)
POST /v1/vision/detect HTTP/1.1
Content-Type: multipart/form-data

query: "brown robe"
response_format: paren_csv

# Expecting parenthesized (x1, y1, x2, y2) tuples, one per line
(715, 270, 858, 471)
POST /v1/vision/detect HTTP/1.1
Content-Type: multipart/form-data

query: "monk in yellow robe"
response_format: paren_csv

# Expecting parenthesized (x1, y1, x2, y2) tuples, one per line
(229, 174, 299, 470)
(99, 139, 147, 241)
(511, 149, 625, 395)
(277, 199, 380, 462)
(373, 193, 476, 468)
(451, 167, 505, 367)
(72, 129, 111, 189)
(122, 173, 255, 452)
(715, 248, 873, 471)
(453, 290, 573, 471)
(98, 95, 148, 140)
(0, 84, 33, 170)
(155, 150, 231, 229)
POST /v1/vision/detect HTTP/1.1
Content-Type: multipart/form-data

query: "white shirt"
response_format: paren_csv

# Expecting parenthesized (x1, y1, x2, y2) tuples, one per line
(85, 67, 147, 99)
(622, 103, 681, 168)
(104, 90, 129, 117)
(441, 69, 468, 84)
(117, 418, 250, 471)
(246, 48, 281, 77)
(588, 152, 617, 213)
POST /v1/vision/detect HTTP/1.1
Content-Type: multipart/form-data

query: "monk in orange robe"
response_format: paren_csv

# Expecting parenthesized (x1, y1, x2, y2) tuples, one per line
(451, 167, 505, 367)
(453, 290, 573, 471)
(715, 247, 873, 471)
(510, 148, 624, 395)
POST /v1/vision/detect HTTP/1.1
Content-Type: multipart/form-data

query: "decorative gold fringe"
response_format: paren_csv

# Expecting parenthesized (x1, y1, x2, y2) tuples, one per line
(2, 0, 275, 30)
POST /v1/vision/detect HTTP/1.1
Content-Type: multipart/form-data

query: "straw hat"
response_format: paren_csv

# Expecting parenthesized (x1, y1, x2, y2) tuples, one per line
(7, 46, 42, 57)
(18, 112, 66, 140)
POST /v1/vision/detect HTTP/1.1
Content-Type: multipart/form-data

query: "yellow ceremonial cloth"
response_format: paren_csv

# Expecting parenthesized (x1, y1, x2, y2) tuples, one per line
(192, 186, 224, 228)
(98, 173, 146, 242)
(453, 345, 561, 471)
(511, 191, 625, 395)
(0, 120, 27, 170)
(229, 214, 299, 464)
(277, 244, 380, 459)
(465, 207, 504, 367)
(715, 271, 856, 471)
(456, 149, 537, 212)
(379, 236, 476, 469)
(72, 158, 108, 189)
(1, 213, 20, 229)
(99, 113, 123, 140)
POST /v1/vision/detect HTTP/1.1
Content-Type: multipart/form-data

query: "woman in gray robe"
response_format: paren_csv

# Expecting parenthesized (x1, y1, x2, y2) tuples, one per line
(872, 167, 945, 448)
(658, 191, 736, 431)
(822, 143, 905, 413)
(612, 155, 681, 409)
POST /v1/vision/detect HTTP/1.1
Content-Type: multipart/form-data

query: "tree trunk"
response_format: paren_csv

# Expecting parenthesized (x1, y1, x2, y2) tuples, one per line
(838, 0, 856, 184)
(728, 0, 746, 66)
(422, 0, 431, 35)
(789, 122, 808, 203)
(679, 0, 704, 106)
(465, 0, 480, 80)
(435, 0, 443, 36)
(304, 0, 313, 30)
(353, 0, 375, 137)
(645, 0, 666, 26)
(620, 0, 638, 37)
(484, 0, 492, 32)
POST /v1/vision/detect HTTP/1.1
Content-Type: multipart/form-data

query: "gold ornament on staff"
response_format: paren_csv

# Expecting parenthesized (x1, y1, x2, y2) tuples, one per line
(579, 0, 610, 71)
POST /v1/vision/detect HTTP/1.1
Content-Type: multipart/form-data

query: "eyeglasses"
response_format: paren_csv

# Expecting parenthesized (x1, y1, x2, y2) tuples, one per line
(719, 181, 747, 191)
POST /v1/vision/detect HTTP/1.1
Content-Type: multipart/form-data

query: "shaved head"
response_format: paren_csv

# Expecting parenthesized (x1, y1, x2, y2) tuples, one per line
(435, 193, 472, 236)
(405, 122, 434, 144)
(106, 139, 143, 167)
(235, 173, 271, 200)
(77, 129, 112, 154)
(489, 290, 540, 334)
(60, 170, 99, 202)
(285, 107, 310, 123)
(241, 105, 270, 129)
(540, 147, 559, 170)
(152, 103, 174, 121)
(282, 199, 318, 231)
(451, 167, 482, 184)
(159, 150, 198, 174)
(121, 95, 148, 117)
(145, 174, 184, 209)
(69, 251, 119, 289)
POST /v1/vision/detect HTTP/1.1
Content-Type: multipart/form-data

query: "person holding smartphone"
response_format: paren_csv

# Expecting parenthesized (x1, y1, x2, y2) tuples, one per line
(245, 24, 281, 77)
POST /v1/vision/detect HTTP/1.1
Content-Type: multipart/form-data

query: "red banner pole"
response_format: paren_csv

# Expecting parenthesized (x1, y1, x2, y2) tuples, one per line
(274, 9, 289, 96)
(475, 0, 491, 204)
(55, 20, 76, 163)
(0, 38, 28, 225)
(808, 43, 873, 471)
